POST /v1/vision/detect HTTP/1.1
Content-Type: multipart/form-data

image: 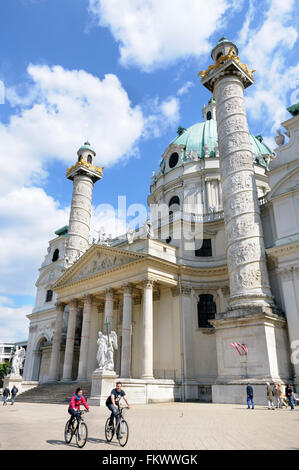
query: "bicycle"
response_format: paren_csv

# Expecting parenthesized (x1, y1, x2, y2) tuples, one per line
(64, 409, 88, 448)
(105, 406, 129, 447)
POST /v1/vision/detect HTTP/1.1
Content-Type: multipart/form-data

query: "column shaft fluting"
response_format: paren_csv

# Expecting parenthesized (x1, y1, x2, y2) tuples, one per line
(121, 286, 132, 377)
(141, 280, 154, 379)
(62, 300, 78, 381)
(104, 289, 114, 333)
(48, 302, 64, 381)
(77, 295, 92, 380)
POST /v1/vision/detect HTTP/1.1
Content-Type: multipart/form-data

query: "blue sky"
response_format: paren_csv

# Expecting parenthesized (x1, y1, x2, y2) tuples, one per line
(0, 0, 298, 342)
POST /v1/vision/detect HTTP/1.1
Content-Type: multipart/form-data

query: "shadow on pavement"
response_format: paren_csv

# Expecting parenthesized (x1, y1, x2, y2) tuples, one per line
(46, 439, 76, 448)
(87, 436, 117, 446)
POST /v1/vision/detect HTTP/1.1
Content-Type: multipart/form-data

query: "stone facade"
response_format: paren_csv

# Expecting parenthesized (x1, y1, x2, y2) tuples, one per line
(21, 41, 299, 405)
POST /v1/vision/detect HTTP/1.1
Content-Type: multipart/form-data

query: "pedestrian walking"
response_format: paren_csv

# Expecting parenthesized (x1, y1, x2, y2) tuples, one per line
(285, 384, 295, 410)
(2, 387, 10, 406)
(246, 383, 254, 409)
(11, 385, 18, 405)
(266, 382, 275, 409)
(276, 384, 283, 408)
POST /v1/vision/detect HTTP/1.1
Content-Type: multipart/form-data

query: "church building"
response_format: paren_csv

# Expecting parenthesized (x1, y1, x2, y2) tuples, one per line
(21, 38, 299, 405)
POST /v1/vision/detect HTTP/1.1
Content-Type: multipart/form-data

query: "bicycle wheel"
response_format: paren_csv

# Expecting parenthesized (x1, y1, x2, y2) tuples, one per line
(105, 417, 114, 442)
(64, 419, 74, 444)
(117, 419, 129, 447)
(76, 421, 88, 448)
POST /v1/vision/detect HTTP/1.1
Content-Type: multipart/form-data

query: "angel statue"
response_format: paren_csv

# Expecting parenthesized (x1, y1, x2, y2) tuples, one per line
(96, 331, 108, 370)
(10, 346, 26, 376)
(105, 331, 118, 371)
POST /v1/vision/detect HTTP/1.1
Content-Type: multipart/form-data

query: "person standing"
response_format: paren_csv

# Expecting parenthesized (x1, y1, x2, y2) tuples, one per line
(2, 387, 10, 406)
(276, 384, 283, 408)
(266, 383, 275, 409)
(11, 385, 18, 405)
(285, 384, 295, 410)
(246, 383, 254, 409)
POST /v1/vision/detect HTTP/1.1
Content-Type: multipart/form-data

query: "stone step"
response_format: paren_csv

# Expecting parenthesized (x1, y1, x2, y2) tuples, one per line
(17, 381, 92, 404)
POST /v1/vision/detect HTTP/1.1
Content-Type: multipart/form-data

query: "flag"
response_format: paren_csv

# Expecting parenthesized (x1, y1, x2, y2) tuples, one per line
(230, 342, 248, 356)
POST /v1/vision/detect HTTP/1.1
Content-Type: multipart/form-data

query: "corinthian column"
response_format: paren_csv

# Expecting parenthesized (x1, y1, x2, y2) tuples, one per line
(48, 302, 65, 382)
(77, 295, 93, 381)
(141, 279, 154, 379)
(62, 299, 78, 381)
(121, 285, 133, 377)
(201, 40, 273, 309)
(104, 289, 114, 334)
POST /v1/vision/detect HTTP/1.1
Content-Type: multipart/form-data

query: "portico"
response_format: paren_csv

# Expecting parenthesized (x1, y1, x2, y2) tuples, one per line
(45, 240, 182, 402)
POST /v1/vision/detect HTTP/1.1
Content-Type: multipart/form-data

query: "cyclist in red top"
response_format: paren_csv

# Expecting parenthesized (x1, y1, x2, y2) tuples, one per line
(68, 387, 89, 428)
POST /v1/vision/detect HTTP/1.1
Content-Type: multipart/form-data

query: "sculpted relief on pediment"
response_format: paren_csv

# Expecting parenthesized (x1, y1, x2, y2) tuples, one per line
(71, 251, 135, 282)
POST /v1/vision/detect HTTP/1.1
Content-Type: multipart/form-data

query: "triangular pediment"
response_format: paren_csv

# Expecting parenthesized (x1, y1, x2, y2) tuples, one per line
(270, 167, 299, 198)
(53, 244, 146, 288)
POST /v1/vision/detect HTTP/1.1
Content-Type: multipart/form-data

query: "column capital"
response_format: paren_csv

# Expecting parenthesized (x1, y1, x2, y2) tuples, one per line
(104, 288, 114, 297)
(142, 278, 155, 289)
(181, 284, 192, 296)
(122, 283, 133, 295)
(82, 294, 94, 305)
(69, 299, 78, 309)
(55, 302, 65, 312)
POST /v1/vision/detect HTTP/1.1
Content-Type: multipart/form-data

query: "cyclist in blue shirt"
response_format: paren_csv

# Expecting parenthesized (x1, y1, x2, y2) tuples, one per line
(106, 382, 130, 437)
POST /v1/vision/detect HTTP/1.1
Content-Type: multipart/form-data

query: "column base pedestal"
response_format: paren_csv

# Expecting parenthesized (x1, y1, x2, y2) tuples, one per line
(89, 369, 118, 405)
(89, 373, 180, 406)
(3, 376, 39, 396)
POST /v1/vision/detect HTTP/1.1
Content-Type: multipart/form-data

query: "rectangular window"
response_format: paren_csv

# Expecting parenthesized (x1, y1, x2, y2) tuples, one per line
(195, 239, 212, 257)
(46, 290, 53, 302)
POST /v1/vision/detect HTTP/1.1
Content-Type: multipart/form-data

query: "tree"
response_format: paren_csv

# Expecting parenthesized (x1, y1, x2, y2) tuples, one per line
(0, 363, 11, 387)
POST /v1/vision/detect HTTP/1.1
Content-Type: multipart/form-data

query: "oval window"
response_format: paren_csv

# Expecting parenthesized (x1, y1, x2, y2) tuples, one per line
(169, 152, 179, 168)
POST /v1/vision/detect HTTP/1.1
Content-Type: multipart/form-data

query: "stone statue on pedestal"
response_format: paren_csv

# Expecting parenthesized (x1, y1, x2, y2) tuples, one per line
(10, 346, 26, 376)
(96, 330, 118, 372)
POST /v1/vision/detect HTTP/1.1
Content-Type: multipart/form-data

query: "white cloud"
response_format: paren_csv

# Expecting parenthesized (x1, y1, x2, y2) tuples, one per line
(88, 0, 231, 71)
(143, 95, 181, 138)
(0, 301, 30, 343)
(177, 81, 194, 96)
(1, 65, 145, 195)
(0, 187, 69, 297)
(238, 0, 299, 139)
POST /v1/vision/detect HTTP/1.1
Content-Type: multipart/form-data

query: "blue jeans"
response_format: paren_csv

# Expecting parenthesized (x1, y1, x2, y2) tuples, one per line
(68, 408, 81, 425)
(247, 397, 254, 408)
(3, 396, 8, 405)
(107, 404, 120, 430)
(11, 394, 16, 405)
(288, 396, 295, 410)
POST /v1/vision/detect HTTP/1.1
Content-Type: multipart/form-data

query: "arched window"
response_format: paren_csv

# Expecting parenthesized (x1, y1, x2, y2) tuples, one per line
(195, 239, 212, 257)
(46, 290, 53, 302)
(169, 196, 180, 208)
(169, 152, 179, 168)
(206, 111, 212, 120)
(197, 294, 216, 328)
(87, 155, 93, 164)
(52, 249, 59, 262)
(216, 52, 223, 61)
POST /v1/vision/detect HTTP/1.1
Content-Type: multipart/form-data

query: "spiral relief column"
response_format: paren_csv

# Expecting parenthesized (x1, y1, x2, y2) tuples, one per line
(199, 38, 290, 402)
(200, 38, 274, 312)
(65, 142, 103, 265)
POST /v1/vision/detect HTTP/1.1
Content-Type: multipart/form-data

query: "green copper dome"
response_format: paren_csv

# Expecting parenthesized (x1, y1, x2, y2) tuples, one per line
(77, 141, 96, 155)
(170, 118, 272, 166)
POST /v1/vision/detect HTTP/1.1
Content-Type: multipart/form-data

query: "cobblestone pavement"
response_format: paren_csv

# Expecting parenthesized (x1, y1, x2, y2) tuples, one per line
(1, 401, 299, 450)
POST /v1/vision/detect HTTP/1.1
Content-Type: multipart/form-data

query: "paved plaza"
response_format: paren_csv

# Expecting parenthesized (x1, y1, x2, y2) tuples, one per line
(1, 401, 299, 450)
